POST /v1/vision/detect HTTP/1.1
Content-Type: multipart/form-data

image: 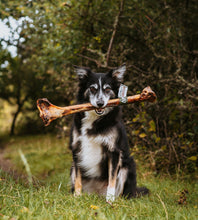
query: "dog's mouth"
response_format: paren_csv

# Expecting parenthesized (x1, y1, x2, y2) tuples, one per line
(95, 108, 105, 115)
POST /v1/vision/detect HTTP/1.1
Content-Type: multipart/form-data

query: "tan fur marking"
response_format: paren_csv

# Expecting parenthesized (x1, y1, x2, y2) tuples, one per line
(108, 158, 119, 188)
(74, 169, 82, 196)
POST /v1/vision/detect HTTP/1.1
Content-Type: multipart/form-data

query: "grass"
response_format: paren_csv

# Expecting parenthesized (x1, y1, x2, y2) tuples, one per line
(0, 134, 198, 220)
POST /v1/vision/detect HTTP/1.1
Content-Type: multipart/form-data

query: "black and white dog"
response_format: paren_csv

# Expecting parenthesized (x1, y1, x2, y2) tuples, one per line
(70, 64, 148, 202)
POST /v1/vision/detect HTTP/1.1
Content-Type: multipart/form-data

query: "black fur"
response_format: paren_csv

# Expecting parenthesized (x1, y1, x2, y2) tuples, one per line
(70, 65, 149, 200)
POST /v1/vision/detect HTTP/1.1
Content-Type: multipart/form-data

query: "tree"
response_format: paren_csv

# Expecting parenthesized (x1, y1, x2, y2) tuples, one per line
(0, 0, 197, 172)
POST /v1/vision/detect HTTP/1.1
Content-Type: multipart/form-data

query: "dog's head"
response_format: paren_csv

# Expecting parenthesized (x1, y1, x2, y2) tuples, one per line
(74, 64, 126, 115)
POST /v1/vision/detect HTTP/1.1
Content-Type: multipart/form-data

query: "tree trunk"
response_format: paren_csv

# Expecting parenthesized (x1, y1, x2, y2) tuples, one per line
(10, 104, 22, 136)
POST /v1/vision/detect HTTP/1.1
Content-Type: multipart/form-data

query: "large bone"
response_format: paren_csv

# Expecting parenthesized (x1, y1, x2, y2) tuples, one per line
(37, 86, 156, 126)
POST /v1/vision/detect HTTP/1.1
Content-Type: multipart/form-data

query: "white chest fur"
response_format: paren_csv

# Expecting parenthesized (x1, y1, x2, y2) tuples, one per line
(78, 111, 117, 178)
(78, 111, 102, 177)
(79, 136, 103, 177)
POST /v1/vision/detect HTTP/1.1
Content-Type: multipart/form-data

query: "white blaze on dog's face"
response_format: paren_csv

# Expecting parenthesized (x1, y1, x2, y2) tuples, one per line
(75, 64, 126, 116)
(88, 79, 114, 115)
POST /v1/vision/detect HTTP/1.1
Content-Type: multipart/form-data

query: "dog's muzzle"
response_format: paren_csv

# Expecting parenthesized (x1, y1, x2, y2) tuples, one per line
(95, 100, 106, 115)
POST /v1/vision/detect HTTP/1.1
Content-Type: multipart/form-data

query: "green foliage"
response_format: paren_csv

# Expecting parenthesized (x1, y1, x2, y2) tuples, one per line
(0, 0, 197, 173)
(126, 103, 197, 174)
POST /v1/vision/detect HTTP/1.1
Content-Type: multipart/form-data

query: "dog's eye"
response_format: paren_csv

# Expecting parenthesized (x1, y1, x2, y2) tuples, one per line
(90, 87, 97, 93)
(105, 87, 111, 93)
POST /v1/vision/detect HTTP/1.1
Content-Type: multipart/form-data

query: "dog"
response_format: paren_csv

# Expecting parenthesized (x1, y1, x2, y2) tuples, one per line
(69, 64, 149, 202)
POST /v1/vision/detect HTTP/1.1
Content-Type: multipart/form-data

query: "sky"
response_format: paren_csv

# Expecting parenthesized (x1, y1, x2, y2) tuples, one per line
(0, 17, 25, 57)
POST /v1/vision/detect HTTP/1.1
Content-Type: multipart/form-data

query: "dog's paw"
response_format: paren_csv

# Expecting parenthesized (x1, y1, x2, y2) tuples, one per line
(106, 186, 115, 203)
(74, 189, 82, 197)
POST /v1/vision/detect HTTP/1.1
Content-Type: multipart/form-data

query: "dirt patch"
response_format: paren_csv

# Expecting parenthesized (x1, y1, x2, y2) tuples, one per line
(0, 151, 26, 181)
(0, 150, 40, 187)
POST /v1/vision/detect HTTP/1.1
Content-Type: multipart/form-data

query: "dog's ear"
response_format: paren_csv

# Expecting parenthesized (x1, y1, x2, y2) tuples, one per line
(74, 65, 90, 80)
(110, 64, 126, 82)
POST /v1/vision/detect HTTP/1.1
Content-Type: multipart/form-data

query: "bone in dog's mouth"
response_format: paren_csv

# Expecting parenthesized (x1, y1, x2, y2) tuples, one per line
(37, 86, 156, 126)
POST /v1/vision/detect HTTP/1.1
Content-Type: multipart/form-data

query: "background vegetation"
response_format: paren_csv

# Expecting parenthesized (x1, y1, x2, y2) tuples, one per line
(0, 0, 197, 175)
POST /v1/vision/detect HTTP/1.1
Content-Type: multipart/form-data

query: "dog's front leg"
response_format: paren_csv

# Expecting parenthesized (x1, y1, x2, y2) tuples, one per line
(74, 167, 82, 196)
(106, 151, 120, 203)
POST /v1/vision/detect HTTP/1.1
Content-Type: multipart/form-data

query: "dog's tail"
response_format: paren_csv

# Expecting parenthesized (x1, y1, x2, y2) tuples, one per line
(136, 186, 149, 197)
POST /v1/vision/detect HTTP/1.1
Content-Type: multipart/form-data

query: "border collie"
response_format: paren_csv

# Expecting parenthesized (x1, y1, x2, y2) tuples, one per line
(70, 64, 149, 202)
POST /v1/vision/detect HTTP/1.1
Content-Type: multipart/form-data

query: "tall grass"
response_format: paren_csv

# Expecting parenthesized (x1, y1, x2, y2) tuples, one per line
(0, 135, 197, 219)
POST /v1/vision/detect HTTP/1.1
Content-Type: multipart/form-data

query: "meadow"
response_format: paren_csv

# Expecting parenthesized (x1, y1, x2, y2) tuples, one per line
(0, 134, 197, 220)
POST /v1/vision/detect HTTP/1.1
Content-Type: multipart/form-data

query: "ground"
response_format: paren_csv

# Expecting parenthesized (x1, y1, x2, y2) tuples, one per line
(0, 134, 197, 220)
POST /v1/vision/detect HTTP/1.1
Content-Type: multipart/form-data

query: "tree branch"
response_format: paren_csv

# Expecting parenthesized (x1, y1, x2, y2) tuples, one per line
(76, 53, 114, 69)
(106, 0, 124, 66)
(76, 53, 103, 67)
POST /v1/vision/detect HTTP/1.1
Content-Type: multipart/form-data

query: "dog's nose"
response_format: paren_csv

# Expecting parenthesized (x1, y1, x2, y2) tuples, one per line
(96, 100, 104, 108)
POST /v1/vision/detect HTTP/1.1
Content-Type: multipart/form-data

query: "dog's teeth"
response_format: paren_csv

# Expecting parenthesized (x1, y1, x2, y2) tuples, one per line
(95, 108, 104, 115)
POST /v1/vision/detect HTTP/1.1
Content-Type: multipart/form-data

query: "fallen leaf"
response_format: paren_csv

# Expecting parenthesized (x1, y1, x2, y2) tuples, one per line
(20, 207, 29, 213)
(90, 205, 99, 210)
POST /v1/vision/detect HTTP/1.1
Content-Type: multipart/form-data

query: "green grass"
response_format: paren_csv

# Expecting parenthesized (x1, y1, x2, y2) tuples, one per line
(0, 135, 197, 220)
